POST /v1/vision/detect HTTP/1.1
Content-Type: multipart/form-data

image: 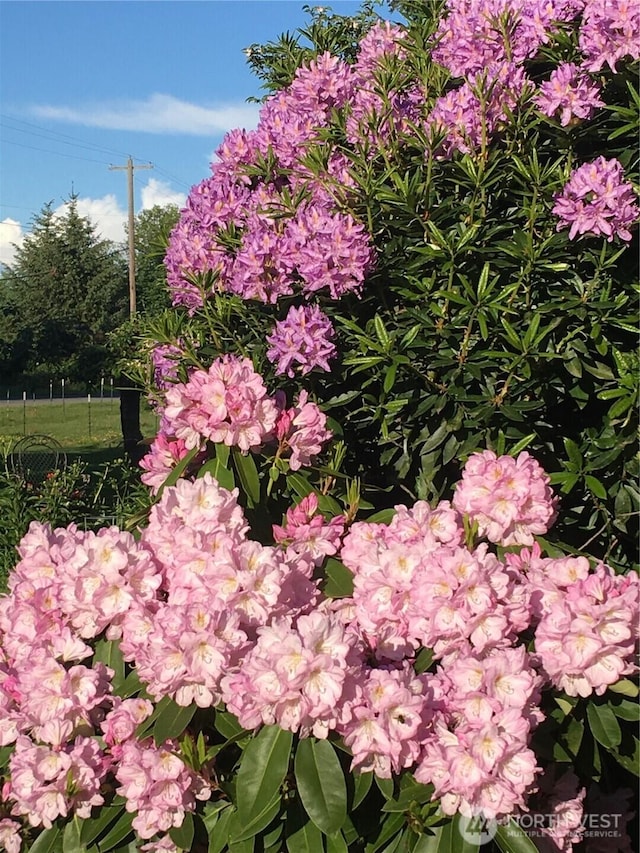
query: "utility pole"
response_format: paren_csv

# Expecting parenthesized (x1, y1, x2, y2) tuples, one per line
(109, 156, 153, 316)
(109, 156, 153, 465)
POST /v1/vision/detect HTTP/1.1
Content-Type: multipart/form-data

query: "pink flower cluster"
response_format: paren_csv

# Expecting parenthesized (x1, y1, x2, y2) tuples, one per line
(552, 156, 639, 242)
(143, 356, 333, 488)
(222, 610, 355, 737)
(266, 303, 337, 378)
(1, 448, 638, 838)
(340, 665, 434, 778)
(119, 474, 320, 708)
(273, 493, 345, 565)
(275, 390, 333, 472)
(9, 735, 108, 828)
(416, 647, 542, 819)
(163, 354, 278, 452)
(452, 450, 557, 546)
(534, 62, 604, 126)
(140, 432, 195, 494)
(0, 820, 21, 853)
(115, 738, 210, 839)
(425, 64, 530, 158)
(524, 552, 639, 696)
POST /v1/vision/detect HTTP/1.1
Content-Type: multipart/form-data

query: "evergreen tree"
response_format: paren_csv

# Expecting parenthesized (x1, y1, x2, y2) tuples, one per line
(132, 204, 180, 315)
(0, 197, 128, 384)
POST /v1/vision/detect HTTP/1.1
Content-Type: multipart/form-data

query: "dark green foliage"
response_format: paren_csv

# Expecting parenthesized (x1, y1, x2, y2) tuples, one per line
(243, 2, 384, 98)
(0, 197, 128, 385)
(144, 4, 638, 571)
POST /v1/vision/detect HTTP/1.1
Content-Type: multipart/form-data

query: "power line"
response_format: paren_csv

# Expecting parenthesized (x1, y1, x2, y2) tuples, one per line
(0, 137, 111, 165)
(0, 113, 131, 159)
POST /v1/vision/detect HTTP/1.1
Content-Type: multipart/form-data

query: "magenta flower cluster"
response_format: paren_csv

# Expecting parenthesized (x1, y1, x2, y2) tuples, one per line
(552, 156, 639, 242)
(534, 62, 604, 127)
(163, 41, 384, 312)
(1, 451, 638, 835)
(266, 304, 337, 378)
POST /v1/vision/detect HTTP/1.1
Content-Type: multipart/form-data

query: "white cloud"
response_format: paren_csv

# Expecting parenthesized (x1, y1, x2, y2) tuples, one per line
(31, 93, 261, 136)
(55, 194, 127, 244)
(0, 218, 25, 266)
(141, 178, 186, 211)
(1, 182, 185, 267)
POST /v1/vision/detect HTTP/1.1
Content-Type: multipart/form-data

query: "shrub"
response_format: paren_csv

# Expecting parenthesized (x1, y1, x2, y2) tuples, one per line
(1, 2, 638, 852)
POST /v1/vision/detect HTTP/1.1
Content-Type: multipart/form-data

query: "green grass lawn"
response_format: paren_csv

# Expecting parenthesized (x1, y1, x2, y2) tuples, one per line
(0, 399, 159, 459)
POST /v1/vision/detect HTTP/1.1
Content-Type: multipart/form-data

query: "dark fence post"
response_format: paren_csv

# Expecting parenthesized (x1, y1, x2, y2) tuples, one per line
(118, 375, 145, 465)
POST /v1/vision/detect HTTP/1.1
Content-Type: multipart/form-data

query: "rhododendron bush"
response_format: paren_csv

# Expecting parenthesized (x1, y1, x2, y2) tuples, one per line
(2, 1, 639, 852)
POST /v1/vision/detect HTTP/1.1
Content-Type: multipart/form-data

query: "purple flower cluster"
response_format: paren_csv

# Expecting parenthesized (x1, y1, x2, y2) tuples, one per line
(266, 304, 336, 377)
(426, 63, 530, 157)
(552, 156, 639, 242)
(579, 0, 640, 72)
(534, 62, 604, 126)
(431, 0, 579, 78)
(164, 48, 378, 313)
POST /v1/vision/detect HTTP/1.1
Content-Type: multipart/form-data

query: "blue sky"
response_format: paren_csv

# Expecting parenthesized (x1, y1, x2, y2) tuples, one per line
(0, 0, 367, 264)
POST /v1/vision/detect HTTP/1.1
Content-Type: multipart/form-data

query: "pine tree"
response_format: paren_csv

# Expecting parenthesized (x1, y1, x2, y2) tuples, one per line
(0, 197, 128, 384)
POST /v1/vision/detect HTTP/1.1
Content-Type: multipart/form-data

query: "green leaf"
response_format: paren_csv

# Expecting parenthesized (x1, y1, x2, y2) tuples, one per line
(365, 508, 396, 524)
(92, 638, 125, 692)
(414, 648, 434, 674)
(494, 817, 540, 853)
(62, 819, 87, 853)
(236, 725, 293, 825)
(156, 445, 199, 499)
(198, 455, 235, 491)
(80, 806, 125, 846)
(608, 679, 639, 698)
(153, 700, 197, 746)
(374, 314, 391, 350)
(287, 472, 314, 498)
(28, 827, 62, 853)
(230, 797, 282, 843)
(421, 423, 449, 454)
(207, 805, 235, 853)
(375, 774, 394, 800)
(368, 811, 405, 852)
(214, 709, 245, 740)
(169, 814, 194, 851)
(509, 434, 536, 455)
(93, 810, 135, 852)
(585, 475, 607, 500)
(611, 736, 640, 776)
(326, 832, 348, 853)
(232, 447, 261, 506)
(285, 798, 324, 853)
(587, 701, 622, 748)
(563, 438, 583, 469)
(611, 699, 640, 721)
(352, 771, 373, 809)
(323, 557, 355, 598)
(294, 738, 347, 835)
